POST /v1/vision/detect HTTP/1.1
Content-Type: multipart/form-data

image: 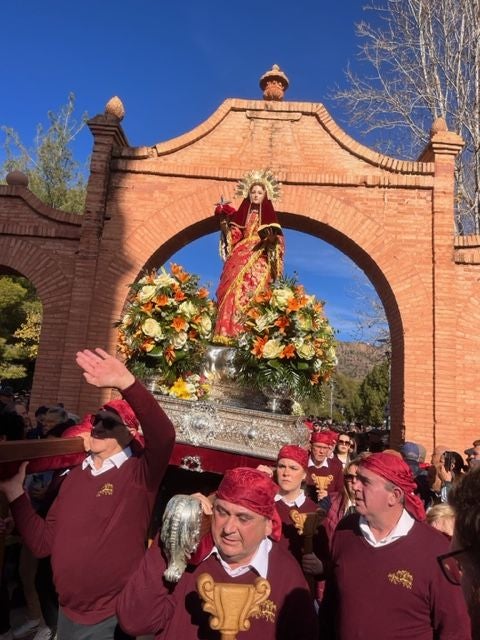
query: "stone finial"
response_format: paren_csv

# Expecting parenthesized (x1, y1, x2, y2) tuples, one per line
(105, 96, 125, 121)
(430, 116, 448, 137)
(6, 170, 29, 187)
(259, 64, 289, 101)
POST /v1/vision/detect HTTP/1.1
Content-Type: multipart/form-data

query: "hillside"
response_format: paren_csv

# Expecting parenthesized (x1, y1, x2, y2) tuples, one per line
(335, 341, 384, 380)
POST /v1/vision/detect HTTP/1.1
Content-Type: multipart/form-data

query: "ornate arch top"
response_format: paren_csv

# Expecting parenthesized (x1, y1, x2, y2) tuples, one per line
(113, 98, 434, 177)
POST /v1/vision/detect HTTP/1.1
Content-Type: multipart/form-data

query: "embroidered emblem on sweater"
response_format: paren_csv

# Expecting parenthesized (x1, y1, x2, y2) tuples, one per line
(312, 474, 333, 492)
(96, 483, 114, 497)
(388, 569, 413, 590)
(251, 599, 276, 623)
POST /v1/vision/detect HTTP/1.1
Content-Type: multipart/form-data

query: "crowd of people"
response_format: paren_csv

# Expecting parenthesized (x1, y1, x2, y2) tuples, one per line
(0, 350, 479, 639)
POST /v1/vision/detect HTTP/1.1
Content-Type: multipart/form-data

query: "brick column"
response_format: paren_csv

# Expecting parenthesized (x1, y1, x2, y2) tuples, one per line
(57, 113, 129, 414)
(422, 126, 463, 449)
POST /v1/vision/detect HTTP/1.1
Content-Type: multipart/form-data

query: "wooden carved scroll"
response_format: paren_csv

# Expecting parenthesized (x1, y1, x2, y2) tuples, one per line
(197, 572, 271, 640)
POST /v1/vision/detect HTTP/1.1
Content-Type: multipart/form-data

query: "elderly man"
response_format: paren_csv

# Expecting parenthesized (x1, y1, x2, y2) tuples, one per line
(116, 467, 318, 639)
(306, 431, 343, 508)
(447, 467, 480, 639)
(0, 348, 175, 640)
(323, 452, 471, 639)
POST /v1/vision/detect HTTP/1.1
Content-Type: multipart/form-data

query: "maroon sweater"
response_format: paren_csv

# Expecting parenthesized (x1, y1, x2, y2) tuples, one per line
(116, 541, 318, 639)
(10, 379, 175, 625)
(275, 496, 329, 567)
(323, 514, 471, 640)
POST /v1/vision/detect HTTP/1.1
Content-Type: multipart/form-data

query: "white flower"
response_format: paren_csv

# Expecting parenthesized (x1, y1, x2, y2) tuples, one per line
(178, 301, 198, 319)
(296, 313, 313, 331)
(197, 314, 212, 337)
(270, 288, 294, 310)
(296, 342, 315, 360)
(262, 339, 284, 359)
(154, 272, 176, 288)
(313, 359, 323, 372)
(171, 331, 188, 349)
(254, 310, 279, 333)
(142, 318, 164, 339)
(138, 285, 156, 303)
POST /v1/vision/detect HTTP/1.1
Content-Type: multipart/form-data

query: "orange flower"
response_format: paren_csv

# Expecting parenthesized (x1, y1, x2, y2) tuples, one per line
(155, 294, 170, 307)
(171, 316, 188, 332)
(274, 316, 290, 333)
(281, 344, 296, 359)
(313, 302, 323, 314)
(141, 302, 155, 313)
(310, 373, 321, 385)
(247, 308, 261, 320)
(254, 290, 272, 304)
(251, 335, 268, 357)
(141, 338, 155, 352)
(294, 284, 305, 296)
(171, 263, 190, 283)
(164, 346, 176, 365)
(174, 288, 186, 302)
(286, 297, 305, 312)
(188, 329, 198, 340)
(198, 287, 209, 299)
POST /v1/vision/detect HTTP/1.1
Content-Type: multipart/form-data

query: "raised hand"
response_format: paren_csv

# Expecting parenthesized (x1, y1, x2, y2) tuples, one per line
(76, 348, 135, 391)
(0, 461, 28, 503)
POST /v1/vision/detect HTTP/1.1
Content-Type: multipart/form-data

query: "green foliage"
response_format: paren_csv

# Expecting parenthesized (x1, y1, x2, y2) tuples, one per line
(0, 276, 42, 384)
(356, 360, 390, 427)
(1, 93, 88, 214)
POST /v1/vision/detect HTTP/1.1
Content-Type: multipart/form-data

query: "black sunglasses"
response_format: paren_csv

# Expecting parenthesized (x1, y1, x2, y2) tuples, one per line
(338, 439, 351, 445)
(89, 412, 126, 438)
(437, 547, 470, 585)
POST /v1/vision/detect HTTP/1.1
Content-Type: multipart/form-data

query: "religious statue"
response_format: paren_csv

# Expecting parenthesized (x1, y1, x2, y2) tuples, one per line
(213, 169, 284, 344)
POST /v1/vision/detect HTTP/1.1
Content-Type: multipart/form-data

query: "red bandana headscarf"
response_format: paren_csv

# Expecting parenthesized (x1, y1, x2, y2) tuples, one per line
(277, 445, 309, 470)
(360, 452, 426, 521)
(216, 467, 282, 541)
(311, 430, 338, 446)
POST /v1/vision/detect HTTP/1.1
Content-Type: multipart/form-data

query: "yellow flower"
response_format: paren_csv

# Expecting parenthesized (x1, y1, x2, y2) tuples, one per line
(137, 285, 156, 303)
(169, 378, 191, 399)
(296, 313, 313, 331)
(262, 339, 284, 359)
(142, 318, 163, 339)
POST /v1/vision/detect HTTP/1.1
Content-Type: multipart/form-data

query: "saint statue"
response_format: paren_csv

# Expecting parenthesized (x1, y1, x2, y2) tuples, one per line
(212, 170, 285, 344)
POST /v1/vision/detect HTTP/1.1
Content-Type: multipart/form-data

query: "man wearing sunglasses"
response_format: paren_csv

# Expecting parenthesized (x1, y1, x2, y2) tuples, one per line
(446, 467, 480, 638)
(0, 348, 175, 640)
(322, 451, 470, 639)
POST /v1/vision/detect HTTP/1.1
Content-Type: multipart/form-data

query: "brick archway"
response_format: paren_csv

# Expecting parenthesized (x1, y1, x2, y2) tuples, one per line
(0, 94, 474, 454)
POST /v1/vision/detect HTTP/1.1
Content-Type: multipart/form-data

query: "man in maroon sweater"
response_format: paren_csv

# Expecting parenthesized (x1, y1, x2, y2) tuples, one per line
(0, 348, 175, 640)
(306, 430, 343, 510)
(322, 452, 471, 640)
(116, 467, 318, 639)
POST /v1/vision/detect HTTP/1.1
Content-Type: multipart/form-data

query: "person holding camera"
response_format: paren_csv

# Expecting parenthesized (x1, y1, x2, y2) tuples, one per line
(429, 449, 466, 505)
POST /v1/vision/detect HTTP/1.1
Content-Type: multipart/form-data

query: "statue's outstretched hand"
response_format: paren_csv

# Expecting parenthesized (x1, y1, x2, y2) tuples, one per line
(76, 348, 135, 391)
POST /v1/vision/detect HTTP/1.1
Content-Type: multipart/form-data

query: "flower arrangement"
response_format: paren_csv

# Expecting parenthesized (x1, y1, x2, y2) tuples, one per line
(159, 373, 211, 401)
(116, 264, 216, 392)
(234, 276, 337, 402)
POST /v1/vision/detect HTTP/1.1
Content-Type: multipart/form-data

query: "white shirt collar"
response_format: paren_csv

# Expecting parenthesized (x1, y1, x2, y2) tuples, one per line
(308, 456, 329, 469)
(205, 537, 272, 578)
(275, 491, 307, 508)
(359, 509, 414, 547)
(82, 446, 132, 476)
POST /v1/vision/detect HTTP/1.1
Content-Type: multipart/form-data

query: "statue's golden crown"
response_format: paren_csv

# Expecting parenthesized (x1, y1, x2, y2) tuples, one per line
(235, 168, 281, 202)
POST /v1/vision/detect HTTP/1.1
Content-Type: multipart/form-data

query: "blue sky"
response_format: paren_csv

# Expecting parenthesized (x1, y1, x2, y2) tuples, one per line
(1, 0, 385, 341)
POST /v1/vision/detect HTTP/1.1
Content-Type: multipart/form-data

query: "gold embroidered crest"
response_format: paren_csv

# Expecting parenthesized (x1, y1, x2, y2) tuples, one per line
(96, 483, 114, 497)
(251, 598, 276, 623)
(388, 569, 413, 590)
(312, 474, 333, 492)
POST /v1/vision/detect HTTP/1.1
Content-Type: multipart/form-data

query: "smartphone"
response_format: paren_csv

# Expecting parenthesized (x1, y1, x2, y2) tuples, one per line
(443, 451, 454, 471)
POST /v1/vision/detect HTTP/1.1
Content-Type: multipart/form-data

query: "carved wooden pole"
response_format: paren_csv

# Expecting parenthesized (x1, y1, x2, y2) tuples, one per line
(290, 509, 323, 597)
(197, 572, 271, 640)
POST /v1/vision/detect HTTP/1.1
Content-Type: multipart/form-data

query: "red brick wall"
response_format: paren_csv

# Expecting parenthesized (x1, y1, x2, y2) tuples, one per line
(0, 98, 475, 456)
